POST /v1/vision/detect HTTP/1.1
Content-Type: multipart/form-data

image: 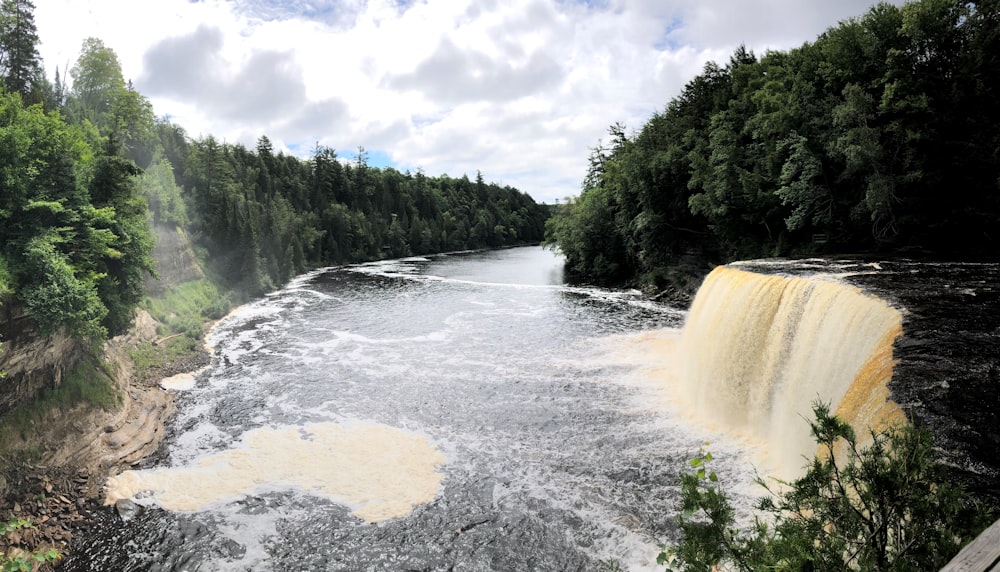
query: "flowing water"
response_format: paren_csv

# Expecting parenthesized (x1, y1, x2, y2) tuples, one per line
(66, 247, 764, 572)
(65, 249, 1000, 570)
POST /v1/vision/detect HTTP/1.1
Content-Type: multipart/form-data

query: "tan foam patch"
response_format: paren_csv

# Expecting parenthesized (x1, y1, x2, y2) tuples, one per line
(160, 372, 198, 391)
(105, 421, 446, 523)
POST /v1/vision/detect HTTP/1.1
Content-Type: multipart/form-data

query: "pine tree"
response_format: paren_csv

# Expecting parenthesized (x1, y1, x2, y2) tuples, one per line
(0, 0, 42, 98)
(52, 65, 63, 106)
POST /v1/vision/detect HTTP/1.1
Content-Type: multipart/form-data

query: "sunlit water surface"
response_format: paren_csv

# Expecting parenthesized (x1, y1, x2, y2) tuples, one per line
(67, 247, 761, 572)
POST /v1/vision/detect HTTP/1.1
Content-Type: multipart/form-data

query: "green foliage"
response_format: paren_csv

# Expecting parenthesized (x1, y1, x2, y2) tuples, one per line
(126, 337, 200, 381)
(19, 230, 108, 339)
(0, 0, 43, 102)
(544, 187, 630, 283)
(142, 278, 231, 338)
(0, 518, 60, 572)
(88, 151, 156, 336)
(546, 0, 1000, 284)
(663, 404, 992, 572)
(0, 254, 11, 299)
(0, 357, 119, 443)
(66, 37, 123, 131)
(109, 83, 156, 167)
(0, 86, 154, 340)
(172, 138, 548, 297)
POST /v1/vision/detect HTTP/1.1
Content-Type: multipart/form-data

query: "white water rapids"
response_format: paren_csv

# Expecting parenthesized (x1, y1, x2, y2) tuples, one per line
(73, 248, 906, 572)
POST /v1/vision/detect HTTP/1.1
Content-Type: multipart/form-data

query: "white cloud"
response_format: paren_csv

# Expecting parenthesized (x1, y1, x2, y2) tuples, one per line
(35, 0, 900, 203)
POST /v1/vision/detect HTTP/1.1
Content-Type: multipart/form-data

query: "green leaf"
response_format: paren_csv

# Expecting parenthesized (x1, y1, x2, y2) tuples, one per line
(690, 457, 703, 467)
(697, 467, 707, 480)
(704, 452, 713, 462)
(709, 471, 719, 482)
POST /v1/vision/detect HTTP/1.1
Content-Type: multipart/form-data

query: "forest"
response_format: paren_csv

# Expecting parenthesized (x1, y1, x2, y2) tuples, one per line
(0, 0, 549, 341)
(545, 0, 1000, 287)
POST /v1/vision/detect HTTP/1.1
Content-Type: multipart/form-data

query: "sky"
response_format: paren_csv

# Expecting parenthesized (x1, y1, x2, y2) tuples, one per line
(34, 0, 901, 204)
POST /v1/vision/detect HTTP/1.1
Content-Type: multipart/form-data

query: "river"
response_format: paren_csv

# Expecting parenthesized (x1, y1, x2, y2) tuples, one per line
(65, 247, 763, 572)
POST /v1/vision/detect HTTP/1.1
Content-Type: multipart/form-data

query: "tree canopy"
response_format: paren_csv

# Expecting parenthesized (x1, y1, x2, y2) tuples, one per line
(546, 0, 1000, 286)
(0, 92, 153, 338)
(170, 137, 548, 296)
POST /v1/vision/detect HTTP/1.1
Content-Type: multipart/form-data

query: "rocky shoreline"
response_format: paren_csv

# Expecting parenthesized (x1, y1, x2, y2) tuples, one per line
(0, 463, 101, 564)
(1, 310, 212, 566)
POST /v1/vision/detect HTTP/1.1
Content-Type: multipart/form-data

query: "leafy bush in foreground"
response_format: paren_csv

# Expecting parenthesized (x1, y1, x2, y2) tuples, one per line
(662, 403, 992, 571)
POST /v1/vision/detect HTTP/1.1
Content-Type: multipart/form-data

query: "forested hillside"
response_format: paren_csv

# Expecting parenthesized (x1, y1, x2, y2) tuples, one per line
(0, 0, 548, 341)
(0, 3, 154, 339)
(545, 0, 1000, 286)
(157, 133, 548, 297)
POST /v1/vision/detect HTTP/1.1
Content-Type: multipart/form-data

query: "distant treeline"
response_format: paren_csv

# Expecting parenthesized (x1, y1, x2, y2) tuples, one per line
(0, 0, 548, 340)
(545, 0, 1000, 286)
(156, 132, 549, 296)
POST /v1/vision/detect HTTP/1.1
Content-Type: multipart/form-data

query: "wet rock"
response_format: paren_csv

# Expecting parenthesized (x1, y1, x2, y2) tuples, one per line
(178, 520, 208, 542)
(220, 538, 246, 559)
(114, 499, 139, 521)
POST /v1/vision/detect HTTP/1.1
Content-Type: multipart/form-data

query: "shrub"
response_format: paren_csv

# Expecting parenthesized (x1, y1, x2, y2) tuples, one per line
(662, 403, 993, 571)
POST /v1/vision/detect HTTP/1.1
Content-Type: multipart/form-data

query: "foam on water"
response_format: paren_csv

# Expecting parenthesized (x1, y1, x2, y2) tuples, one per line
(74, 248, 703, 571)
(105, 421, 446, 523)
(159, 366, 209, 391)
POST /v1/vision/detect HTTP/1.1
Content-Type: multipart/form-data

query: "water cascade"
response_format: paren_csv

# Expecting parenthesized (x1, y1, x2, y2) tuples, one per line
(674, 266, 904, 476)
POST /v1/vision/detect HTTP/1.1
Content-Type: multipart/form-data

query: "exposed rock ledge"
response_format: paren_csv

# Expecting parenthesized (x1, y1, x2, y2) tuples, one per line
(15, 311, 175, 484)
(2, 310, 198, 560)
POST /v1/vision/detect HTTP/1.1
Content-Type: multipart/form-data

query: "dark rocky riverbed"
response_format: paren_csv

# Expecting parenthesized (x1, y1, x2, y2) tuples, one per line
(0, 462, 102, 559)
(861, 262, 1000, 504)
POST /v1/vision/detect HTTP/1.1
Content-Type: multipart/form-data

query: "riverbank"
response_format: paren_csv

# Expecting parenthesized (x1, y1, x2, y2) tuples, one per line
(0, 309, 211, 564)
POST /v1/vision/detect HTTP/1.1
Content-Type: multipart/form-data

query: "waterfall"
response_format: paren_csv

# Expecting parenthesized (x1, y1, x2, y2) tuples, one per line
(675, 266, 904, 477)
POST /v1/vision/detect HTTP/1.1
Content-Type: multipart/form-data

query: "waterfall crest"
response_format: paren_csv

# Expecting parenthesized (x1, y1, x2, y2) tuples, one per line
(676, 266, 904, 476)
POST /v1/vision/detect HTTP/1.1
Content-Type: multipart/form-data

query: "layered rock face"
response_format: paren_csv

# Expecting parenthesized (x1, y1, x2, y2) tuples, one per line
(143, 223, 204, 297)
(0, 307, 87, 417)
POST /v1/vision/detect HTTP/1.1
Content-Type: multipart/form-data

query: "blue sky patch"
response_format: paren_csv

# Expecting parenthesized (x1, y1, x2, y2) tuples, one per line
(344, 148, 398, 170)
(654, 18, 685, 51)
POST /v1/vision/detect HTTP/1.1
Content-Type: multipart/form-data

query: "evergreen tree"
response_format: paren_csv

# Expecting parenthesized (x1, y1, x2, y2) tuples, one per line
(51, 65, 64, 107)
(88, 145, 156, 336)
(0, 0, 42, 100)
